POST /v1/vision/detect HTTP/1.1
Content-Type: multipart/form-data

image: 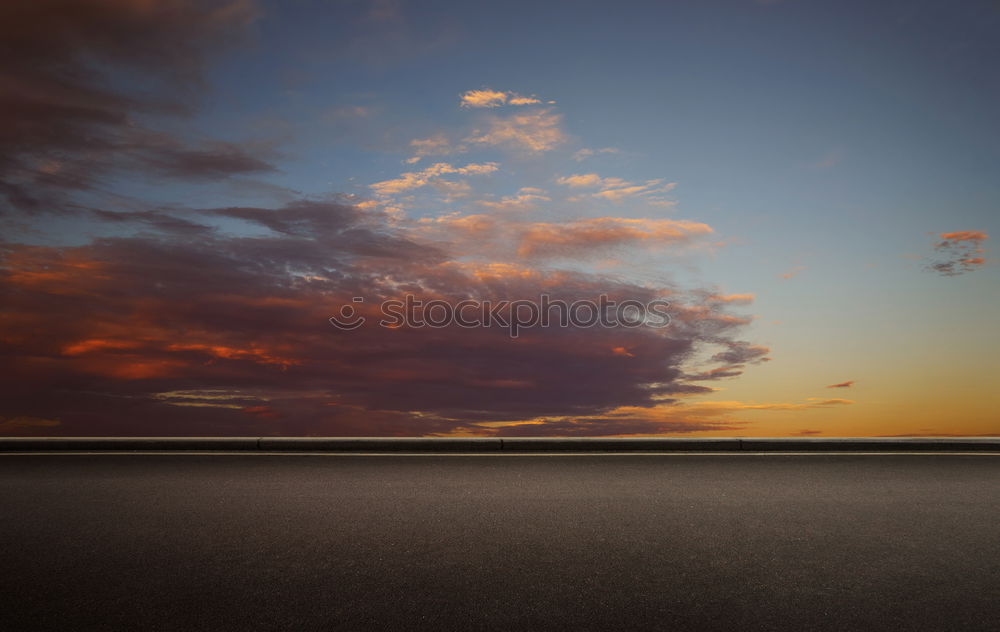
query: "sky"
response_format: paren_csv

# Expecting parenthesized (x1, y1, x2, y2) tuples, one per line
(1, 0, 997, 437)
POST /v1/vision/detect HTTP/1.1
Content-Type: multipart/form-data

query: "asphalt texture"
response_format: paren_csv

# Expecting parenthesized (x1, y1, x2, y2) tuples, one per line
(1, 453, 998, 631)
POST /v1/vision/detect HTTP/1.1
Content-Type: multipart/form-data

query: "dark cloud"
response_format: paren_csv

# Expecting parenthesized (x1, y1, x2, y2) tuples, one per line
(91, 209, 215, 236)
(0, 0, 270, 212)
(132, 137, 277, 180)
(710, 341, 771, 365)
(826, 380, 855, 389)
(0, 200, 760, 436)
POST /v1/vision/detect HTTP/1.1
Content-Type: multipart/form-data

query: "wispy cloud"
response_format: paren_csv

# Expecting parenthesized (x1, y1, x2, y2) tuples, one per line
(827, 380, 855, 388)
(926, 230, 989, 276)
(707, 293, 755, 304)
(465, 110, 566, 153)
(516, 217, 712, 258)
(370, 161, 499, 195)
(0, 416, 61, 434)
(572, 147, 621, 161)
(422, 214, 715, 260)
(476, 189, 551, 212)
(480, 397, 853, 437)
(557, 173, 677, 203)
(780, 265, 806, 280)
(460, 89, 544, 108)
(404, 133, 462, 163)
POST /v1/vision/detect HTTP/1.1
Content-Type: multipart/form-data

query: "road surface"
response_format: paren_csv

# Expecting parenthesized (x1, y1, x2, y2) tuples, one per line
(1, 453, 997, 631)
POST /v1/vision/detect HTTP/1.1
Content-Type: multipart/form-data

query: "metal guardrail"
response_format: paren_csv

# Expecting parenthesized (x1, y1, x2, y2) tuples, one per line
(0, 437, 998, 451)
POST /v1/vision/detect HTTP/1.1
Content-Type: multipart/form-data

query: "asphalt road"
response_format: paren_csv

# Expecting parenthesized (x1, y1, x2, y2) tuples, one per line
(1, 453, 997, 631)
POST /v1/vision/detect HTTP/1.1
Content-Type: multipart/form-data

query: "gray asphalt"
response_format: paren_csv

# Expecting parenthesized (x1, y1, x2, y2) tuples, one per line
(1, 454, 998, 631)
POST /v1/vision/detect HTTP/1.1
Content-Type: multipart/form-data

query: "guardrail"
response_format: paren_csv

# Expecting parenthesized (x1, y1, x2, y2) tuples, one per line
(0, 437, 998, 451)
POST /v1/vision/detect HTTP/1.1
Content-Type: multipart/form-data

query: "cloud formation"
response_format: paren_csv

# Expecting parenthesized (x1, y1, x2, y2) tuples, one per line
(370, 162, 499, 195)
(516, 218, 712, 258)
(485, 397, 853, 437)
(827, 380, 855, 388)
(0, 199, 763, 436)
(460, 89, 543, 108)
(572, 147, 620, 161)
(926, 230, 989, 276)
(557, 173, 677, 203)
(465, 110, 565, 153)
(0, 6, 769, 438)
(0, 0, 267, 212)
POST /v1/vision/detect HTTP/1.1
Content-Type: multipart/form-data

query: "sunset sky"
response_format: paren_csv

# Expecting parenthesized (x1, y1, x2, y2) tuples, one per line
(1, 0, 997, 437)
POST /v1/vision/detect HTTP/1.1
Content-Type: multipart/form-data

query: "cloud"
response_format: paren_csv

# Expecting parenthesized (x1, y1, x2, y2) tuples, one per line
(370, 161, 499, 195)
(941, 230, 989, 241)
(0, 8, 770, 438)
(572, 148, 620, 162)
(488, 417, 743, 437)
(0, 198, 763, 436)
(0, 416, 61, 435)
(685, 366, 746, 381)
(593, 180, 676, 202)
(133, 137, 277, 180)
(516, 218, 713, 258)
(926, 230, 989, 276)
(710, 341, 771, 365)
(405, 133, 462, 163)
(508, 96, 542, 105)
(0, 0, 268, 212)
(827, 380, 855, 388)
(480, 396, 854, 437)
(465, 110, 566, 153)
(707, 293, 755, 304)
(460, 89, 544, 108)
(780, 265, 806, 280)
(476, 190, 551, 212)
(557, 174, 613, 188)
(420, 214, 714, 261)
(460, 89, 509, 108)
(557, 173, 677, 202)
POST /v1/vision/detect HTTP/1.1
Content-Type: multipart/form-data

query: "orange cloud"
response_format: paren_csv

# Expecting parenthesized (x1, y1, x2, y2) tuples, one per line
(479, 397, 855, 437)
(370, 161, 499, 195)
(460, 88, 509, 107)
(460, 89, 544, 108)
(557, 173, 676, 203)
(475, 190, 550, 212)
(516, 217, 713, 258)
(940, 231, 988, 242)
(707, 293, 755, 304)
